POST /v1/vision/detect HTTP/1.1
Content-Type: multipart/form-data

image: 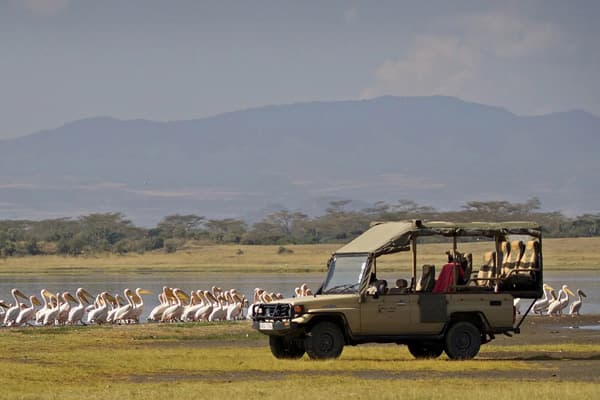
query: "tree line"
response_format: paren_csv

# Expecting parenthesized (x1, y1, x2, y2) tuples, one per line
(1, 198, 599, 257)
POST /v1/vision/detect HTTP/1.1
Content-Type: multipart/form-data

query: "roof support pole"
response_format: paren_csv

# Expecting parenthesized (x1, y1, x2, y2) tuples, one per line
(411, 236, 417, 289)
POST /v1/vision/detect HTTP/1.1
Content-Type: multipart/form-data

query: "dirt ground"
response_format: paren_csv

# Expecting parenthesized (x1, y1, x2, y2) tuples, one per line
(454, 313, 600, 382)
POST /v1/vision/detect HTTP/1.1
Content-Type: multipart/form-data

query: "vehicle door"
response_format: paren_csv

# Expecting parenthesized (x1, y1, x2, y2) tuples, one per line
(359, 292, 413, 335)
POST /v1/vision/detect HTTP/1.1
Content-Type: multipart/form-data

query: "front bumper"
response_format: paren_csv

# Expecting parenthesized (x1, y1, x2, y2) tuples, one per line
(251, 303, 310, 336)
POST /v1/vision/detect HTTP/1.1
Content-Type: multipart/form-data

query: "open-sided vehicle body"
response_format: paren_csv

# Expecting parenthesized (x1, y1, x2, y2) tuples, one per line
(252, 220, 543, 360)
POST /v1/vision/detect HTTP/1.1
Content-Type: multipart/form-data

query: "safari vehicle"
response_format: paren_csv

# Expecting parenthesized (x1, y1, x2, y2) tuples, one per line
(252, 220, 543, 360)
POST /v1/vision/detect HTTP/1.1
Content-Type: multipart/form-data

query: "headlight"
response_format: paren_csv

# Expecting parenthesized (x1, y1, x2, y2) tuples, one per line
(293, 304, 304, 316)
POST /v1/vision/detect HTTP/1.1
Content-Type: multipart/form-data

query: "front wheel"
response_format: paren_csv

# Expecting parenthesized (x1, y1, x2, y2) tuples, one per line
(407, 341, 444, 359)
(304, 321, 344, 360)
(444, 321, 481, 360)
(269, 336, 305, 359)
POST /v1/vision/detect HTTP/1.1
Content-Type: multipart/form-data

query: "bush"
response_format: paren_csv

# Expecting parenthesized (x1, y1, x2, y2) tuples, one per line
(277, 246, 294, 254)
(164, 239, 178, 253)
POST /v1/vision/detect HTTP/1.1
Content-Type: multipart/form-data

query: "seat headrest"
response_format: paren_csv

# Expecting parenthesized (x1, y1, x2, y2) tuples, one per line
(396, 279, 408, 289)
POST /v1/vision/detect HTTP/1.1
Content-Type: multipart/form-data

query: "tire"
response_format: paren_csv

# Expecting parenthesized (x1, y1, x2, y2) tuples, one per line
(444, 321, 481, 360)
(269, 335, 305, 359)
(304, 321, 344, 360)
(407, 341, 444, 359)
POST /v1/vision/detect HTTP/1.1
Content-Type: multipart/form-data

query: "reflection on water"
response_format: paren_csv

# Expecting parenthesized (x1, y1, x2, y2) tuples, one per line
(0, 270, 598, 322)
(573, 325, 600, 331)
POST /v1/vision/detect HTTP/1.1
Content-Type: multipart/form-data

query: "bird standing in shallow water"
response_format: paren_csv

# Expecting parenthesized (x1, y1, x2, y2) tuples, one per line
(569, 289, 587, 316)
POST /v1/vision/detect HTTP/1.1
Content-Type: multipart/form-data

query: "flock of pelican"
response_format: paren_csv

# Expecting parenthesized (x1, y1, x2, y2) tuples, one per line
(0, 284, 315, 327)
(0, 282, 587, 326)
(0, 287, 152, 327)
(515, 283, 588, 316)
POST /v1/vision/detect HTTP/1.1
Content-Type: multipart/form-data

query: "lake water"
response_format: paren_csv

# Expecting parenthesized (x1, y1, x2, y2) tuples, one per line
(0, 270, 598, 320)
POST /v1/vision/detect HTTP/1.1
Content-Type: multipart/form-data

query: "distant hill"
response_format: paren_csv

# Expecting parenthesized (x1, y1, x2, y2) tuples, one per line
(1, 95, 599, 225)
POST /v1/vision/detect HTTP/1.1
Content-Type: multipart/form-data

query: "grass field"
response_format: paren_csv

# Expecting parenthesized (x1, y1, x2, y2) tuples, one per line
(1, 237, 599, 275)
(0, 238, 598, 398)
(0, 321, 599, 400)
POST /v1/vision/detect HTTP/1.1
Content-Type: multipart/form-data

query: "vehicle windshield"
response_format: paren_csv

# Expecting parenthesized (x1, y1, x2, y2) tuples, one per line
(321, 254, 369, 294)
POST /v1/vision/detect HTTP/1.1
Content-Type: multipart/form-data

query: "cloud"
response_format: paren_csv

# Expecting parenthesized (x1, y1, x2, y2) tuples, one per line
(361, 7, 563, 101)
(361, 35, 479, 98)
(16, 0, 70, 16)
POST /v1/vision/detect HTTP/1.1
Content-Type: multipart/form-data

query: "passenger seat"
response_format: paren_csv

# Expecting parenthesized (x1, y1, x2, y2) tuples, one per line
(476, 251, 496, 287)
(416, 265, 435, 292)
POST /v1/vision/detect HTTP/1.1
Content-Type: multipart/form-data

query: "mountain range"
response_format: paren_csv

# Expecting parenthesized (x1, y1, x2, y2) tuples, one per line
(1, 95, 599, 226)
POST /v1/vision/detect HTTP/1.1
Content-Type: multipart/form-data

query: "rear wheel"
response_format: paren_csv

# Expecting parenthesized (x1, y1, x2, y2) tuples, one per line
(444, 321, 481, 360)
(269, 336, 305, 359)
(304, 321, 344, 360)
(407, 341, 444, 359)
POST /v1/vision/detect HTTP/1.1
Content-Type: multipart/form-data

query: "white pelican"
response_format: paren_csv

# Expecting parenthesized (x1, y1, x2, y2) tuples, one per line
(246, 288, 265, 320)
(569, 289, 587, 316)
(67, 288, 93, 325)
(112, 289, 133, 324)
(57, 292, 77, 325)
(129, 288, 152, 323)
(4, 289, 29, 326)
(147, 287, 173, 322)
(35, 289, 54, 324)
(107, 293, 128, 324)
(43, 293, 62, 326)
(226, 290, 243, 320)
(15, 295, 41, 326)
(183, 291, 202, 321)
(194, 291, 214, 321)
(0, 300, 10, 321)
(87, 292, 114, 324)
(161, 288, 188, 322)
(513, 298, 522, 315)
(208, 293, 227, 322)
(548, 285, 575, 316)
(533, 284, 555, 315)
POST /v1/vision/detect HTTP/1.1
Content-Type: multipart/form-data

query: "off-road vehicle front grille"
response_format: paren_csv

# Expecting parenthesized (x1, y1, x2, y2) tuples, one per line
(253, 303, 292, 320)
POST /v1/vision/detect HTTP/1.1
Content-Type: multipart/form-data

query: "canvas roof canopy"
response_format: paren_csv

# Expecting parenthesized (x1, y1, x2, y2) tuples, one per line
(335, 220, 542, 257)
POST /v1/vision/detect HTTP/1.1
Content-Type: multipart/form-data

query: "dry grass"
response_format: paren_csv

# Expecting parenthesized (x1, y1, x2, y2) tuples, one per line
(0, 237, 598, 275)
(0, 322, 598, 399)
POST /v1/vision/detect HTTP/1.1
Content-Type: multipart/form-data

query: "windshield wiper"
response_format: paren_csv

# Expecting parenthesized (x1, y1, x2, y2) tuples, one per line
(324, 283, 359, 294)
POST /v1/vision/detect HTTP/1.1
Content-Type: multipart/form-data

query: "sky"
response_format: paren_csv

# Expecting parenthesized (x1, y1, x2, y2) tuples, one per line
(1, 0, 599, 139)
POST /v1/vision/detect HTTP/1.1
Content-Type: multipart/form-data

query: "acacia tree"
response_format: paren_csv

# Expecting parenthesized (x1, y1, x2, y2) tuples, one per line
(205, 218, 247, 243)
(244, 210, 310, 244)
(157, 214, 205, 239)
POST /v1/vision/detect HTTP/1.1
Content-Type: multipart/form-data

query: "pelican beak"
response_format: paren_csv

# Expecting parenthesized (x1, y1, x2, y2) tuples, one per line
(105, 293, 116, 303)
(32, 296, 41, 306)
(82, 289, 94, 301)
(176, 291, 190, 302)
(165, 288, 174, 297)
(546, 285, 555, 291)
(0, 300, 10, 309)
(138, 289, 152, 295)
(581, 291, 587, 298)
(566, 288, 576, 296)
(132, 294, 141, 303)
(67, 293, 77, 303)
(15, 289, 28, 299)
